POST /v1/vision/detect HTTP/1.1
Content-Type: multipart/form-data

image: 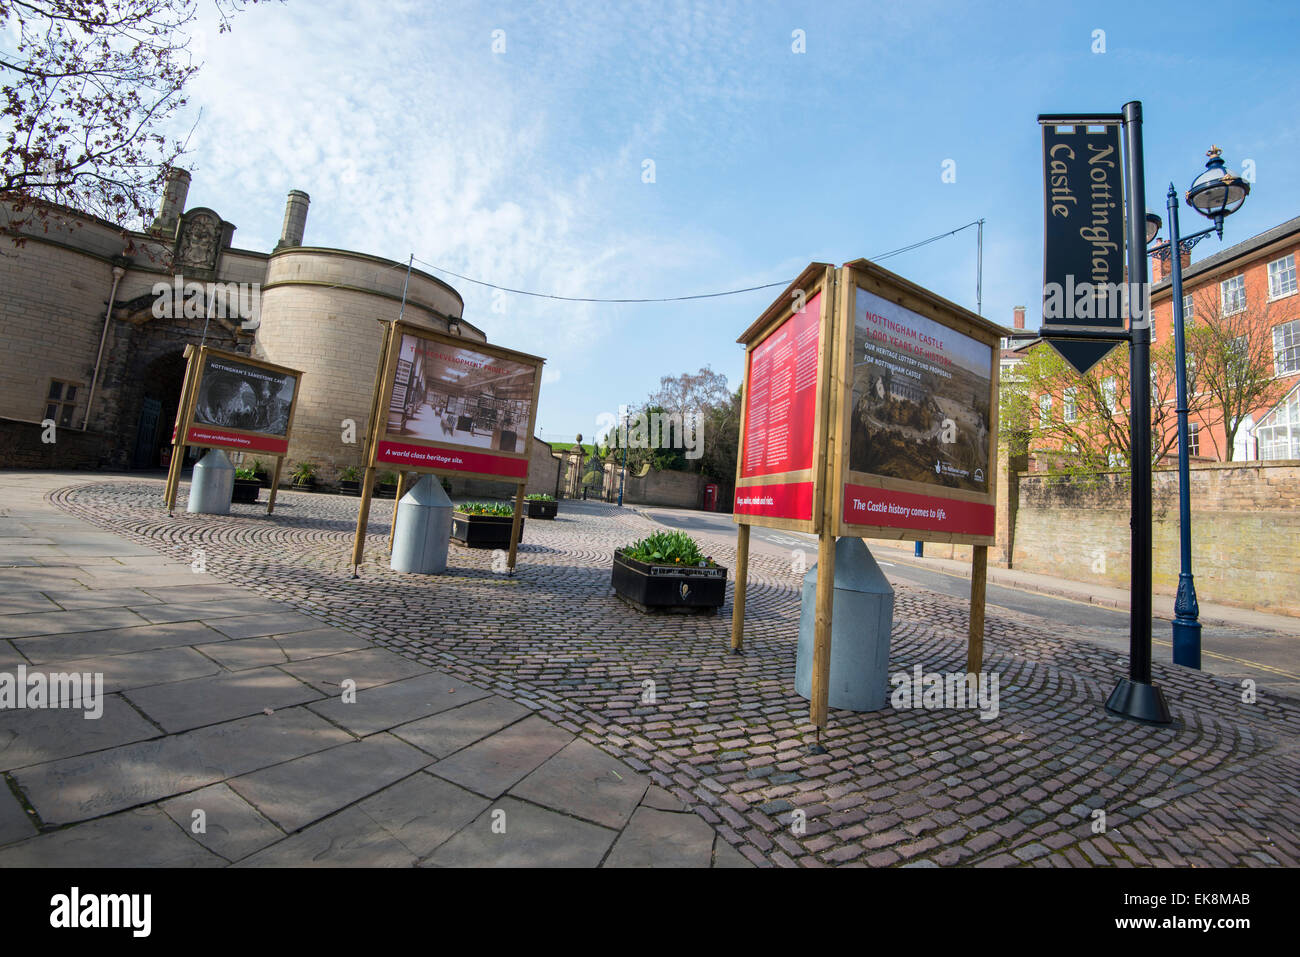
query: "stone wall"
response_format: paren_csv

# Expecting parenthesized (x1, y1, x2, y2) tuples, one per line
(254, 249, 471, 483)
(623, 467, 705, 509)
(1011, 461, 1300, 616)
(0, 418, 110, 469)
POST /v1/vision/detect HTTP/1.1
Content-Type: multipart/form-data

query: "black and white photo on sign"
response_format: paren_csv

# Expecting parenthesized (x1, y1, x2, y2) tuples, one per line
(387, 334, 535, 454)
(193, 357, 296, 436)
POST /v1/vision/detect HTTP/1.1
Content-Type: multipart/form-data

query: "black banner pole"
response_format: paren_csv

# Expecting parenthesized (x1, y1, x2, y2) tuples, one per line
(1106, 100, 1172, 724)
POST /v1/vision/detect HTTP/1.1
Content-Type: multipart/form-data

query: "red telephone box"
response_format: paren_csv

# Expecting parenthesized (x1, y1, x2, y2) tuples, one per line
(703, 482, 718, 511)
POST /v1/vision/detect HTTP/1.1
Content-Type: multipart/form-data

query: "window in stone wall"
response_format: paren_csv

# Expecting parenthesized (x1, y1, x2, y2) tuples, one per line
(45, 380, 79, 428)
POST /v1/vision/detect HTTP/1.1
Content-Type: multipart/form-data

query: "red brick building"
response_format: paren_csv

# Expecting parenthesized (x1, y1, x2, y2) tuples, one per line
(1149, 213, 1300, 461)
(1009, 214, 1300, 469)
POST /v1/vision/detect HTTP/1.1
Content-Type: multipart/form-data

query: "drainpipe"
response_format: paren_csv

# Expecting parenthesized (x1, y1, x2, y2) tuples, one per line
(83, 261, 127, 431)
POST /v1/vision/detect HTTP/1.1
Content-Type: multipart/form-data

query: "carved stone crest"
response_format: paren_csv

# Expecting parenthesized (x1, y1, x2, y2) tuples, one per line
(176, 210, 221, 272)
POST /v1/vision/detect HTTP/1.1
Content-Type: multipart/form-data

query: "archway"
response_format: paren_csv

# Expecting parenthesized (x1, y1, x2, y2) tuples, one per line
(132, 352, 188, 469)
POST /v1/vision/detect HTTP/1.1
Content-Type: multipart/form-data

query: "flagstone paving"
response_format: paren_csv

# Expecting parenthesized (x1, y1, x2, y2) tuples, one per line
(3, 471, 1299, 867)
(0, 474, 742, 866)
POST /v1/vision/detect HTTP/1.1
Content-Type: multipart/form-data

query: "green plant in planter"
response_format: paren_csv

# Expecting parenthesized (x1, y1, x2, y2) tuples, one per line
(234, 467, 257, 480)
(525, 493, 555, 501)
(339, 465, 360, 482)
(622, 530, 715, 567)
(457, 501, 515, 516)
(376, 470, 398, 486)
(290, 461, 317, 485)
(251, 458, 268, 475)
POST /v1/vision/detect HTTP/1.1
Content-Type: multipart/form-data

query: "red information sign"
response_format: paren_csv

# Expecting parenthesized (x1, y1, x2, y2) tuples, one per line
(185, 426, 288, 455)
(733, 481, 815, 522)
(375, 439, 529, 478)
(739, 291, 822, 479)
(842, 483, 995, 537)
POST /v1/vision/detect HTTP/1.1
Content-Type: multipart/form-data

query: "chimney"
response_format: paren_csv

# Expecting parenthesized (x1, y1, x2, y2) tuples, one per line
(151, 168, 191, 236)
(1013, 305, 1025, 330)
(276, 189, 310, 249)
(1150, 246, 1191, 283)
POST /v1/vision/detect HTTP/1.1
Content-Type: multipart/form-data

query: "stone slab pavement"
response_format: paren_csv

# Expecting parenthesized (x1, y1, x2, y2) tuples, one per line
(0, 471, 746, 867)
(10, 472, 1300, 868)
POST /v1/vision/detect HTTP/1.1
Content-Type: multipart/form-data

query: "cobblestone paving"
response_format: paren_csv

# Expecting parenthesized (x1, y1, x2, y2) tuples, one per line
(51, 479, 1300, 868)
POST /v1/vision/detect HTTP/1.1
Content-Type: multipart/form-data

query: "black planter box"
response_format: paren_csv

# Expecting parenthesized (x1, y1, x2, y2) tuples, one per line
(254, 471, 272, 489)
(232, 479, 261, 504)
(339, 480, 361, 497)
(374, 483, 398, 499)
(450, 511, 524, 548)
(611, 550, 726, 614)
(292, 479, 315, 493)
(526, 499, 557, 519)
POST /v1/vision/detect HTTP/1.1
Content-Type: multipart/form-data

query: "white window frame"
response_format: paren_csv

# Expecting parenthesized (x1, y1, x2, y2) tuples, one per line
(1102, 377, 1117, 414)
(1275, 320, 1300, 377)
(1063, 387, 1077, 422)
(1221, 275, 1247, 316)
(1268, 253, 1298, 301)
(1188, 421, 1200, 457)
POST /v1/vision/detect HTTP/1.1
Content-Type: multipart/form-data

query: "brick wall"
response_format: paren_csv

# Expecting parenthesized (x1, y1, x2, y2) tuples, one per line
(1011, 460, 1300, 616)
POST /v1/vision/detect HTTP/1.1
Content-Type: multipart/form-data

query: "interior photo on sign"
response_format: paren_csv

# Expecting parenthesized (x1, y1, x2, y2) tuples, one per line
(388, 334, 534, 453)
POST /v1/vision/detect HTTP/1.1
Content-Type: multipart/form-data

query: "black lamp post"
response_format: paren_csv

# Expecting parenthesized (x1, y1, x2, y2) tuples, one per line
(1145, 146, 1250, 670)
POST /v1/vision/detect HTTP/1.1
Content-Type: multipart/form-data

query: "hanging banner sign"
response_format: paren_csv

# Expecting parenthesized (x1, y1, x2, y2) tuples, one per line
(1040, 117, 1128, 374)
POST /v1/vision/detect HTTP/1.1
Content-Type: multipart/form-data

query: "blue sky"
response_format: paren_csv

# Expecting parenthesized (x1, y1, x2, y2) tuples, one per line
(175, 0, 1300, 443)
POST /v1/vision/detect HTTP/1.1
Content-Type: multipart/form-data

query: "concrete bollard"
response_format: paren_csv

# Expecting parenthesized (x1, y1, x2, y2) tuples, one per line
(795, 537, 895, 712)
(390, 474, 453, 574)
(187, 449, 235, 515)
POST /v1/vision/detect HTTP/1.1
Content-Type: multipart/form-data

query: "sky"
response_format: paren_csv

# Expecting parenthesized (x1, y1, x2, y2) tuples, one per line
(171, 0, 1300, 444)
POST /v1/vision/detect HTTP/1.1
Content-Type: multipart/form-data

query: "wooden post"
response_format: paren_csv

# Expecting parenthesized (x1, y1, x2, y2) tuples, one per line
(349, 466, 378, 576)
(967, 544, 988, 674)
(730, 523, 750, 653)
(810, 529, 836, 729)
(388, 471, 410, 552)
(164, 443, 186, 514)
(265, 455, 285, 514)
(506, 482, 526, 573)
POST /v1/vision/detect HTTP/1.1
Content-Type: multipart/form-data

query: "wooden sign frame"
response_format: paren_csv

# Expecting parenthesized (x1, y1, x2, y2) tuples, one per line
(729, 259, 1011, 735)
(348, 320, 545, 576)
(164, 344, 304, 516)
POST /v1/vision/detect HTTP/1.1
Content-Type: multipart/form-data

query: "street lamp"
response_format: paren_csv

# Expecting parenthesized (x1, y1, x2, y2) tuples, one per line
(1146, 146, 1250, 670)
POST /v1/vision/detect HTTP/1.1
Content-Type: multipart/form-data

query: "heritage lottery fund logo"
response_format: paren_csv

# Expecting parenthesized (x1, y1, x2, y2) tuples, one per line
(0, 666, 103, 719)
(50, 888, 151, 937)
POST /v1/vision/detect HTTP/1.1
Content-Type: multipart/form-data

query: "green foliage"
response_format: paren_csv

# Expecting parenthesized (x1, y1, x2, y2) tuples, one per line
(376, 471, 398, 485)
(525, 493, 554, 501)
(338, 465, 360, 481)
(250, 458, 268, 474)
(290, 461, 316, 483)
(457, 502, 515, 516)
(622, 530, 715, 567)
(234, 467, 256, 480)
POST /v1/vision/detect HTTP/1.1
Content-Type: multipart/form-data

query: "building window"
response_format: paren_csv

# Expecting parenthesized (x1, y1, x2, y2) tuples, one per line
(1268, 253, 1298, 300)
(1221, 275, 1246, 315)
(1275, 320, 1300, 376)
(1188, 422, 1200, 457)
(1063, 387, 1077, 422)
(45, 380, 79, 427)
(1182, 293, 1194, 320)
(1038, 394, 1052, 421)
(1257, 384, 1300, 460)
(1102, 376, 1117, 414)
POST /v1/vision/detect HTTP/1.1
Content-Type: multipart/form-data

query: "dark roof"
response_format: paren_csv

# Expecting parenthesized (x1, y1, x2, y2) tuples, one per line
(1152, 213, 1300, 292)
